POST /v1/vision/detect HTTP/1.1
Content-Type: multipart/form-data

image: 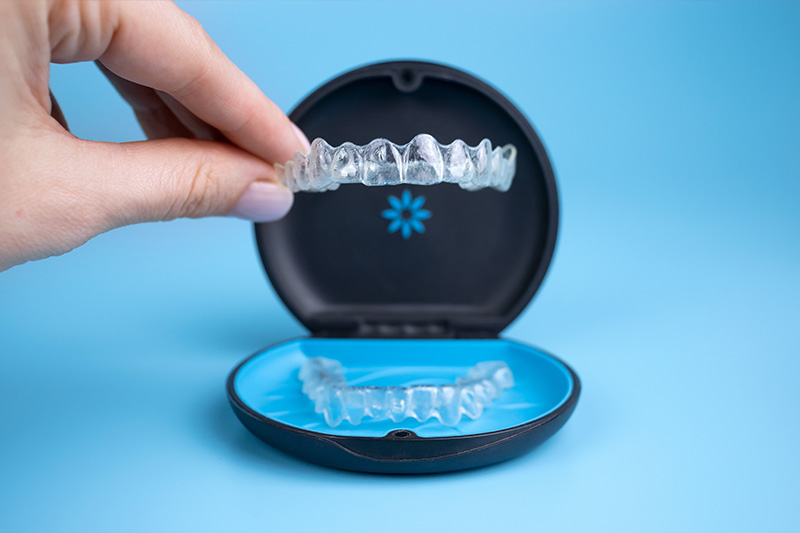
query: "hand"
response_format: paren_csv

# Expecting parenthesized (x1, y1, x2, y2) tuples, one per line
(0, 0, 310, 271)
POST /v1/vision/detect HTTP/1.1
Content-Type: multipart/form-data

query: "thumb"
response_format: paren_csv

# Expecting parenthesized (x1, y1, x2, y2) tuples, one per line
(83, 137, 294, 225)
(1, 133, 294, 270)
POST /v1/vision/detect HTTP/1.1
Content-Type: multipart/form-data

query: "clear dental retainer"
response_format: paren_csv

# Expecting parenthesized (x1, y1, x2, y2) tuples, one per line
(276, 134, 517, 192)
(299, 357, 515, 427)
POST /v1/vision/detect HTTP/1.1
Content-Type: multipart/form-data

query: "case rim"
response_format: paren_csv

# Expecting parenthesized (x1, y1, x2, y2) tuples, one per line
(228, 339, 580, 474)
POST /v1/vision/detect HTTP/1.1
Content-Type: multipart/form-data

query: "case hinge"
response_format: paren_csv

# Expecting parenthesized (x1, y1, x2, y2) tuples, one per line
(314, 321, 495, 339)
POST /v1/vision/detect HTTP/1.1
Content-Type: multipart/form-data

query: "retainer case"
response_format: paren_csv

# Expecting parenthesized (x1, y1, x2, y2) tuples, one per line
(227, 61, 580, 474)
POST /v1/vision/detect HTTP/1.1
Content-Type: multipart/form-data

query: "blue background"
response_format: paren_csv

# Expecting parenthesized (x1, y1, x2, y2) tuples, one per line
(2, 1, 799, 531)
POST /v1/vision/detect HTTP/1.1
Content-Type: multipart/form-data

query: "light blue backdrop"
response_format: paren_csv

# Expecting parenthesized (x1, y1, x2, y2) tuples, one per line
(1, 1, 798, 532)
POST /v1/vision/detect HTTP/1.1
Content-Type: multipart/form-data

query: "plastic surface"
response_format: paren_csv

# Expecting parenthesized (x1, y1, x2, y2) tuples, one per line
(276, 134, 517, 192)
(231, 338, 575, 438)
(299, 357, 514, 426)
(255, 61, 558, 336)
(228, 338, 579, 473)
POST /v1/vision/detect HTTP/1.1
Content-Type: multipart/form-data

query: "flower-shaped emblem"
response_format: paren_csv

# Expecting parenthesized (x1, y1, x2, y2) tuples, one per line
(381, 190, 431, 239)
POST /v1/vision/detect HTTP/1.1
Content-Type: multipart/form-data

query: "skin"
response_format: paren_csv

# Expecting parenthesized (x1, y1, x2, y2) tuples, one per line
(0, 0, 309, 272)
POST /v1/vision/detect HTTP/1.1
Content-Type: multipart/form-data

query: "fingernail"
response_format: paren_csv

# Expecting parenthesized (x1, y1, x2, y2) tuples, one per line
(229, 180, 294, 222)
(291, 122, 312, 153)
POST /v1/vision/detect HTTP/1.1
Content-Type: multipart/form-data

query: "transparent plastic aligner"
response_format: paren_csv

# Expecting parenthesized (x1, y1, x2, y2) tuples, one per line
(298, 357, 515, 427)
(277, 134, 517, 193)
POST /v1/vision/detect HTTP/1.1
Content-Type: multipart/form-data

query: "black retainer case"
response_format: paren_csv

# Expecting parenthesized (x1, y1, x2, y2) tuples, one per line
(227, 61, 581, 474)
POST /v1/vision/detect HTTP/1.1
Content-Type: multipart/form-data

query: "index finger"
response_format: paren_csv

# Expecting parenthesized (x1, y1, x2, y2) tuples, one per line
(97, 1, 308, 165)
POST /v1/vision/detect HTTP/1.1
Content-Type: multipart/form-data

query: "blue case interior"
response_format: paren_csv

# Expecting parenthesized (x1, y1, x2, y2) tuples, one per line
(234, 338, 574, 438)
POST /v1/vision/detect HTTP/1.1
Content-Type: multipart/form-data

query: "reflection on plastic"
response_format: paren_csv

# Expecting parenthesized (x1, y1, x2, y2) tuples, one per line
(299, 357, 515, 427)
(276, 134, 517, 193)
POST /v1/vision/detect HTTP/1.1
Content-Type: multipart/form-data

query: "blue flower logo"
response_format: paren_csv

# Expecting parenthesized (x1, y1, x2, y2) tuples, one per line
(381, 190, 431, 239)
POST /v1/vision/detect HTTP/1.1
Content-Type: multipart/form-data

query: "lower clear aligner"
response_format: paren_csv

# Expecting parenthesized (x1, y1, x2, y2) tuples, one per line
(298, 357, 515, 427)
(277, 134, 517, 193)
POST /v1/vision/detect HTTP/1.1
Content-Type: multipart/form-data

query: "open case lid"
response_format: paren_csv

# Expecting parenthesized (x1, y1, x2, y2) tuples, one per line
(255, 61, 558, 338)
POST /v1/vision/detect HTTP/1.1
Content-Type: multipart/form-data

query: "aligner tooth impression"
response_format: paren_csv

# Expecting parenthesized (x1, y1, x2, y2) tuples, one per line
(298, 357, 515, 427)
(277, 134, 517, 193)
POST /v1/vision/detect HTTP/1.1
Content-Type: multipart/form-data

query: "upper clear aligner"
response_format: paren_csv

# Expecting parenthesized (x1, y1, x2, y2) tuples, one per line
(276, 134, 517, 193)
(298, 357, 515, 427)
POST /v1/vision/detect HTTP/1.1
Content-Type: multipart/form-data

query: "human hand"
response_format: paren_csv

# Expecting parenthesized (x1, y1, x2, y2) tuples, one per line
(0, 0, 310, 271)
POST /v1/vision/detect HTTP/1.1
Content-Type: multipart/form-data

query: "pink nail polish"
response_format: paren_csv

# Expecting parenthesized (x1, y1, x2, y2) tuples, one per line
(229, 181, 294, 222)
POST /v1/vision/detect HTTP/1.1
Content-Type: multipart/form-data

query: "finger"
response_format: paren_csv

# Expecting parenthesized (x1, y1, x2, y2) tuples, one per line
(53, 135, 293, 227)
(96, 61, 194, 140)
(132, 103, 195, 141)
(98, 138, 294, 224)
(1, 131, 292, 270)
(156, 90, 227, 143)
(97, 61, 223, 141)
(96, 1, 310, 164)
(49, 90, 69, 131)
